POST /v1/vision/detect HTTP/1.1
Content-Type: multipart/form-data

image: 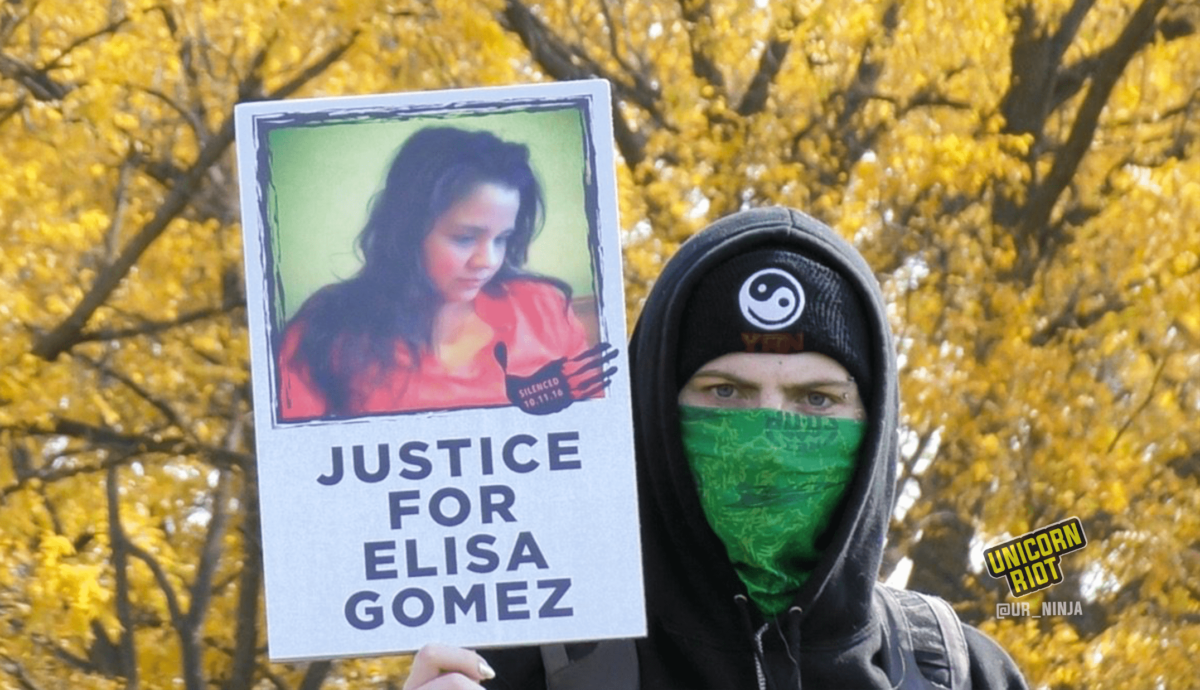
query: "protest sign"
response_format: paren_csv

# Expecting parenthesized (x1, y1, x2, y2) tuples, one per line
(234, 80, 643, 661)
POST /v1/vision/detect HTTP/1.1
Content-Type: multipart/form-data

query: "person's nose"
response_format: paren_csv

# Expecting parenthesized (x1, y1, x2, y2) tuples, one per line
(758, 387, 787, 412)
(468, 238, 502, 271)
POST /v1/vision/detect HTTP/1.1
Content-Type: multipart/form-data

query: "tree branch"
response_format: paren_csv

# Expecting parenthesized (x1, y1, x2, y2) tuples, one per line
(0, 655, 49, 690)
(837, 2, 898, 128)
(1050, 0, 1098, 72)
(41, 17, 130, 71)
(297, 661, 332, 690)
(1000, 0, 1097, 138)
(499, 0, 651, 166)
(179, 467, 231, 690)
(0, 1, 36, 45)
(610, 103, 647, 168)
(0, 52, 72, 100)
(135, 85, 208, 142)
(106, 463, 140, 689)
(1049, 0, 1196, 116)
(75, 303, 244, 345)
(501, 0, 578, 79)
(78, 355, 190, 432)
(735, 34, 790, 117)
(29, 32, 357, 361)
(227, 460, 263, 690)
(29, 118, 236, 360)
(124, 539, 185, 630)
(498, 1, 656, 105)
(796, 2, 898, 180)
(262, 31, 361, 103)
(676, 0, 725, 89)
(99, 156, 136, 264)
(596, 0, 668, 101)
(895, 428, 937, 502)
(1105, 355, 1167, 455)
(0, 93, 27, 126)
(2, 418, 251, 472)
(1016, 0, 1167, 271)
(1047, 54, 1099, 115)
(260, 668, 291, 690)
(42, 627, 119, 677)
(186, 469, 232, 629)
(1029, 290, 1128, 346)
(1, 447, 120, 498)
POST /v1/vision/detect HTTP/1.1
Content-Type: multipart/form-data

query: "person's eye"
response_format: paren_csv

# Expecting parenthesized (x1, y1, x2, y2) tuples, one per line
(797, 391, 851, 413)
(805, 392, 833, 408)
(493, 233, 511, 248)
(451, 235, 475, 247)
(711, 384, 738, 399)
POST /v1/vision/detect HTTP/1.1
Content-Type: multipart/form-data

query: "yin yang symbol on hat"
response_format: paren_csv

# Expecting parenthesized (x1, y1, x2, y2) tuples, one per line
(738, 268, 805, 330)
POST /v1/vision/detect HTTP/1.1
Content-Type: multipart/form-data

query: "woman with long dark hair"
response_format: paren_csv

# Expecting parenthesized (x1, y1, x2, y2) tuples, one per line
(278, 126, 593, 420)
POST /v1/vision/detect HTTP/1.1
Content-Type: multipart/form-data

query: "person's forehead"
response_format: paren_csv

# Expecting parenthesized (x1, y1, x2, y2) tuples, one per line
(432, 183, 521, 228)
(690, 351, 853, 384)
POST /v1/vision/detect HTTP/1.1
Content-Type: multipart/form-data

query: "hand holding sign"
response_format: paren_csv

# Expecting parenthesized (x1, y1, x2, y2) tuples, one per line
(495, 341, 619, 415)
(403, 644, 495, 690)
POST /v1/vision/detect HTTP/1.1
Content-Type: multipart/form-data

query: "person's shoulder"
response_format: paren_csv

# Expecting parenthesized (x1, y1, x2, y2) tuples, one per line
(283, 283, 359, 341)
(280, 313, 309, 357)
(294, 282, 351, 317)
(963, 622, 1030, 690)
(501, 277, 573, 311)
(504, 277, 569, 298)
(280, 291, 327, 352)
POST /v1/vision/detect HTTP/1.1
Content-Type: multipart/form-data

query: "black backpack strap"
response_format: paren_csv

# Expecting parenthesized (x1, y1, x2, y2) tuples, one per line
(541, 639, 638, 690)
(915, 591, 971, 690)
(876, 585, 972, 690)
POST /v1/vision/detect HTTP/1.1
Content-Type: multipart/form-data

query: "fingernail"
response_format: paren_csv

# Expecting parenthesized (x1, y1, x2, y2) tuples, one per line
(478, 659, 496, 680)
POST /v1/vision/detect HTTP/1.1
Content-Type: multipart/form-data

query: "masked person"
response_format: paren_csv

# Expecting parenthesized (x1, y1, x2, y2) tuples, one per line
(404, 207, 1028, 689)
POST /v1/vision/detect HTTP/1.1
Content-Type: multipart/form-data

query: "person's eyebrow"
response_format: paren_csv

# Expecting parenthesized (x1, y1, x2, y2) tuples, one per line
(781, 378, 857, 390)
(451, 223, 516, 235)
(780, 381, 858, 402)
(687, 370, 759, 388)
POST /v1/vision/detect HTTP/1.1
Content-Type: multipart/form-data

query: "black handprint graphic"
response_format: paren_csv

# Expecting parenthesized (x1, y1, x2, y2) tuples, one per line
(494, 341, 619, 415)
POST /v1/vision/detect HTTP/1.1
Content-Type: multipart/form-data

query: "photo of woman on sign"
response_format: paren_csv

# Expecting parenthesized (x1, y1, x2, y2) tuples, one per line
(277, 126, 613, 421)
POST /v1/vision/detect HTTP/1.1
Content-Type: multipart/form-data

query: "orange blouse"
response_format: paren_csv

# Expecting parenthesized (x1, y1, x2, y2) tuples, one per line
(278, 280, 590, 420)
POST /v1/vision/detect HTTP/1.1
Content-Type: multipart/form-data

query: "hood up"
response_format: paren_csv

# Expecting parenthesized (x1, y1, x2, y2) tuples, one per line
(629, 207, 900, 686)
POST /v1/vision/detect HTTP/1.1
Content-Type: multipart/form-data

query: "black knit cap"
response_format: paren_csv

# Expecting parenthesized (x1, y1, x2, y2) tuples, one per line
(677, 247, 873, 402)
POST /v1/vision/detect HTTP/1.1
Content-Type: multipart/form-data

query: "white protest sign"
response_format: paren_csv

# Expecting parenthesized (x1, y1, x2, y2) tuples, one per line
(234, 80, 644, 661)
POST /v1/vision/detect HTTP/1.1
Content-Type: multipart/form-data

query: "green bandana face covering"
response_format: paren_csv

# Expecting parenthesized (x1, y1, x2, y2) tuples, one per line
(680, 406, 865, 617)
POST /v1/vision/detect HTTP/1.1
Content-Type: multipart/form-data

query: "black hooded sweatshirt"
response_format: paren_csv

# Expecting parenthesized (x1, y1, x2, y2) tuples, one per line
(483, 208, 1027, 689)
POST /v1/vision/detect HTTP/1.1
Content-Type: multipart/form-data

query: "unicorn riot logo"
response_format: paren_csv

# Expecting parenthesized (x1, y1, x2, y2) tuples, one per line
(738, 269, 805, 330)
